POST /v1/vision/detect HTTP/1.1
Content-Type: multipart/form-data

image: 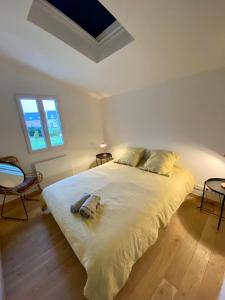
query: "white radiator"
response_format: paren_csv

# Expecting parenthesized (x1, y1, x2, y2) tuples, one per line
(34, 155, 73, 187)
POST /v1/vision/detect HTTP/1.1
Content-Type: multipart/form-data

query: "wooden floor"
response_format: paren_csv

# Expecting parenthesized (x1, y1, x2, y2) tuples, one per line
(0, 195, 225, 300)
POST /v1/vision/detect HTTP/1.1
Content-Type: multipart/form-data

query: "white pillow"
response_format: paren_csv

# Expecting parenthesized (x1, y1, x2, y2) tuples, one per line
(140, 150, 179, 176)
(115, 147, 145, 167)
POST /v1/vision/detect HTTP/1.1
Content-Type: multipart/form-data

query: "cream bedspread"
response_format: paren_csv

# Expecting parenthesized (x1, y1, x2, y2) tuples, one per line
(42, 161, 194, 300)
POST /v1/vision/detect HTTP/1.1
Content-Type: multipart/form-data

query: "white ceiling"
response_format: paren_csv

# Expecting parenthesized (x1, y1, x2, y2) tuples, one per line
(0, 0, 225, 98)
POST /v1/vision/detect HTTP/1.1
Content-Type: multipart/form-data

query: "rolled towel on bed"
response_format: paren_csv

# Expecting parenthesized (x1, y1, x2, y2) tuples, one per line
(70, 193, 91, 213)
(79, 195, 101, 218)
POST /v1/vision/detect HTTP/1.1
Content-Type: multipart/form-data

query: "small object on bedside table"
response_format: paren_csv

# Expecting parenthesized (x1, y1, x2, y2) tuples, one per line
(99, 143, 107, 152)
(200, 178, 225, 230)
(221, 182, 225, 189)
(96, 153, 112, 166)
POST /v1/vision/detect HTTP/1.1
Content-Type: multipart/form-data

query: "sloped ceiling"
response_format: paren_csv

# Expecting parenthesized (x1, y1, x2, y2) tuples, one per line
(0, 0, 225, 98)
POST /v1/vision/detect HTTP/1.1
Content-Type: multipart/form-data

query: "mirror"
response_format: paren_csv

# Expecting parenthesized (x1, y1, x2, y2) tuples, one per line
(0, 163, 25, 188)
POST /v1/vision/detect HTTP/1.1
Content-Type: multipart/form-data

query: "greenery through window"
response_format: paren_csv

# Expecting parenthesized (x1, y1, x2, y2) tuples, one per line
(17, 96, 64, 152)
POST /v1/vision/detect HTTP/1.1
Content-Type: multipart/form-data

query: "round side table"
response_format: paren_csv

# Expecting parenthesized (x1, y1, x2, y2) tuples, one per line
(96, 153, 112, 166)
(200, 178, 225, 230)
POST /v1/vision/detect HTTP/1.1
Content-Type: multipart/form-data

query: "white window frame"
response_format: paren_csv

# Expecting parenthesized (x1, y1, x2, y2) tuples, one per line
(16, 95, 65, 153)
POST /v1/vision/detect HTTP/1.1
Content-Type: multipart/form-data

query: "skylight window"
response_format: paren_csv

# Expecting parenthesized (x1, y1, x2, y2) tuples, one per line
(46, 0, 116, 39)
(28, 0, 134, 62)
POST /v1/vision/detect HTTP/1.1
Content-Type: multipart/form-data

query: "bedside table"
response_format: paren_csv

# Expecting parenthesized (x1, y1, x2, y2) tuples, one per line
(96, 153, 112, 166)
(200, 178, 225, 230)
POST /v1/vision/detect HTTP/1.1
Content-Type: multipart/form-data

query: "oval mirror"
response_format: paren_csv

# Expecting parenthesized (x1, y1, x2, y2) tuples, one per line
(0, 163, 25, 188)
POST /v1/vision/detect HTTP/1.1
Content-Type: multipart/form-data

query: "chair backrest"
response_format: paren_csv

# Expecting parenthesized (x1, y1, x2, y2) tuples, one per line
(0, 156, 20, 167)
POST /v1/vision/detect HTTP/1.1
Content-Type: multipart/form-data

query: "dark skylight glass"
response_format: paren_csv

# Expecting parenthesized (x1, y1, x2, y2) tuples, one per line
(46, 0, 116, 39)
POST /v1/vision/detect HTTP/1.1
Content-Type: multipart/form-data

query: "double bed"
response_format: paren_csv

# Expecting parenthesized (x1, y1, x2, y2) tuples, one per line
(42, 161, 194, 300)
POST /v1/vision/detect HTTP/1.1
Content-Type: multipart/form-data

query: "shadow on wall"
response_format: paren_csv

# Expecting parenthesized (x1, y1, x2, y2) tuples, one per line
(108, 140, 225, 186)
(101, 67, 225, 186)
(89, 161, 97, 169)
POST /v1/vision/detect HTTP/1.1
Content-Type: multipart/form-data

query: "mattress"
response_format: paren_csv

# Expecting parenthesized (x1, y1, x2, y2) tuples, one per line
(42, 161, 194, 300)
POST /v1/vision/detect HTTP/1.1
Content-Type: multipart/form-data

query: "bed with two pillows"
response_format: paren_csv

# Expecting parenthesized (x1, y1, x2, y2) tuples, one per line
(41, 147, 194, 300)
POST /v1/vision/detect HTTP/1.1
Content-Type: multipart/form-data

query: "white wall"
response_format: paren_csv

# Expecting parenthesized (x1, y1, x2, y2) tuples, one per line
(0, 55, 103, 173)
(1, 54, 225, 189)
(102, 68, 225, 186)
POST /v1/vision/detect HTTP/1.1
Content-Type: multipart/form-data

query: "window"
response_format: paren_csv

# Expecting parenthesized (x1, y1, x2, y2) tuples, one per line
(28, 0, 134, 63)
(46, 0, 116, 39)
(17, 96, 64, 152)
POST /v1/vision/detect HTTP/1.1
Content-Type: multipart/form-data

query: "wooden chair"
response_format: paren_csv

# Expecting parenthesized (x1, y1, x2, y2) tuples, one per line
(0, 156, 43, 220)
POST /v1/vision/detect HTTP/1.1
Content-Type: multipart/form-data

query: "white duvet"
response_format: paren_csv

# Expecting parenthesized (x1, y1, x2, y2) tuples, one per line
(42, 161, 194, 300)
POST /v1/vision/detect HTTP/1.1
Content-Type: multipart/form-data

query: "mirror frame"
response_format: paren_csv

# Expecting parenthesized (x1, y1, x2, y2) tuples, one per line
(0, 162, 25, 189)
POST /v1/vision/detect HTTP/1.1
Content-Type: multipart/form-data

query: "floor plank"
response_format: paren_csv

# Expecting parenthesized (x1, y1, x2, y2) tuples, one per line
(218, 274, 225, 300)
(0, 195, 224, 300)
(165, 196, 208, 289)
(194, 223, 225, 300)
(151, 279, 177, 300)
(174, 215, 217, 300)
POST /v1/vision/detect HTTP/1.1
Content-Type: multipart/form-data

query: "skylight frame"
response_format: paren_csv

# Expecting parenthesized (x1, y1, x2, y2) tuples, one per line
(28, 0, 134, 62)
(39, 0, 124, 44)
(37, 0, 99, 44)
(46, 0, 116, 39)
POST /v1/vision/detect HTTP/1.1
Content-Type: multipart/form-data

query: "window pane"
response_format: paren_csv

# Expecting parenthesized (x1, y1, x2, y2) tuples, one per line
(20, 99, 47, 151)
(42, 99, 64, 147)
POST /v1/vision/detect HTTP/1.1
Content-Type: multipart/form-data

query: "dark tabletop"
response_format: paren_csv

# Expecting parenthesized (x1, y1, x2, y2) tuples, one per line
(96, 152, 112, 159)
(206, 178, 225, 196)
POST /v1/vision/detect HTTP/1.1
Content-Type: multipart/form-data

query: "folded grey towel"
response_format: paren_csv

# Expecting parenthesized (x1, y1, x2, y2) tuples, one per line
(70, 193, 91, 214)
(79, 195, 101, 218)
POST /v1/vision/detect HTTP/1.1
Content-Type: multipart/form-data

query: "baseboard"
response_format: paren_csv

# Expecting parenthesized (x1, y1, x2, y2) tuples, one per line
(194, 183, 204, 192)
(193, 184, 204, 197)
(193, 183, 222, 203)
